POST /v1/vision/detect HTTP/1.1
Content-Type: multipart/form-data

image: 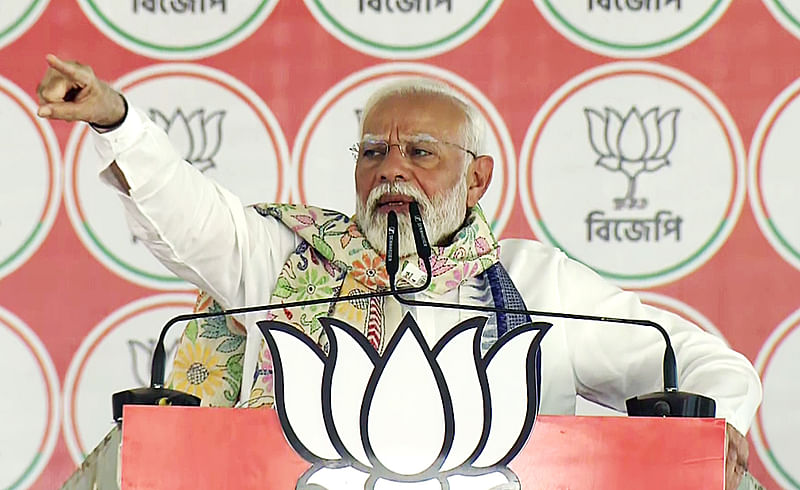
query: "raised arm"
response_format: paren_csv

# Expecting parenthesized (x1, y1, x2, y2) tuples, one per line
(35, 55, 299, 308)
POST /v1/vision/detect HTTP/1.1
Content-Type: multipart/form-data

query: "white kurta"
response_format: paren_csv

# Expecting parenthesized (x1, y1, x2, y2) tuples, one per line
(93, 107, 762, 434)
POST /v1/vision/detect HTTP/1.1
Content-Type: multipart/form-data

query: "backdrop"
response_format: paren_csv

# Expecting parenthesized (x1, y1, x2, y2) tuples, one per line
(0, 1, 798, 488)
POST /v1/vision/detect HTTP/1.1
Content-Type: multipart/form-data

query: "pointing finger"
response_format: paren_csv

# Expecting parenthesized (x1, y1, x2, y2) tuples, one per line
(45, 54, 91, 86)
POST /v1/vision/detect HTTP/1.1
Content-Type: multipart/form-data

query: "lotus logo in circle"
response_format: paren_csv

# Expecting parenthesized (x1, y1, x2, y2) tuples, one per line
(128, 337, 179, 387)
(149, 108, 226, 172)
(259, 314, 549, 489)
(585, 106, 679, 210)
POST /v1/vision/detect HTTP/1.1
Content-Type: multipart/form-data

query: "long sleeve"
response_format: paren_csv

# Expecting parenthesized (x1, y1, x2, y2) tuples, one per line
(560, 263, 761, 434)
(500, 238, 762, 435)
(92, 105, 300, 309)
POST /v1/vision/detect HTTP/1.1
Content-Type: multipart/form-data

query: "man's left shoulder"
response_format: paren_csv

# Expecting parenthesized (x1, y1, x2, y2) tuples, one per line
(497, 238, 564, 265)
(498, 237, 613, 289)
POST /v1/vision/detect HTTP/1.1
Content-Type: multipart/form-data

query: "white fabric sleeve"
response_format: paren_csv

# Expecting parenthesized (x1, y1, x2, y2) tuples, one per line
(555, 253, 762, 434)
(92, 105, 300, 308)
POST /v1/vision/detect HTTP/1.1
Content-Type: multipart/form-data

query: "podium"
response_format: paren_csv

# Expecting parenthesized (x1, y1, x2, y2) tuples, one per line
(64, 406, 725, 489)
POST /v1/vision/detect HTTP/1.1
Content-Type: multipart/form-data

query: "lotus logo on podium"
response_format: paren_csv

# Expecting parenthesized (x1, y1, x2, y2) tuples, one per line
(258, 314, 549, 490)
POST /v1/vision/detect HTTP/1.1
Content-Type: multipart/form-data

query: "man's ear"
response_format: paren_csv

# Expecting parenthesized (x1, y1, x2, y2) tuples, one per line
(466, 155, 493, 208)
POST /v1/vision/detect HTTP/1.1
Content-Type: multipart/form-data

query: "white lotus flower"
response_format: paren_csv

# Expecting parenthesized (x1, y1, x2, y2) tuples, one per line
(585, 107, 679, 209)
(149, 108, 225, 172)
(258, 314, 549, 490)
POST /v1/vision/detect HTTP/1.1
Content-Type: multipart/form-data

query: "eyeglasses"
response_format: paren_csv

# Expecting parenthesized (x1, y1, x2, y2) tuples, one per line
(349, 137, 478, 167)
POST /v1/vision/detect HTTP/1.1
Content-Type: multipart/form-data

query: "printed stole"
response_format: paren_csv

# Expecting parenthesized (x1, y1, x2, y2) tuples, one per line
(167, 204, 529, 408)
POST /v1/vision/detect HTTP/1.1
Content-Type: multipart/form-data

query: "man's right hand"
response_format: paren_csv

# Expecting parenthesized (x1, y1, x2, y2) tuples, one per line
(36, 54, 126, 127)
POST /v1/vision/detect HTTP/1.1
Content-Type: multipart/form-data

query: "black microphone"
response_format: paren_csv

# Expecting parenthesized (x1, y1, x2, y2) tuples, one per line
(408, 201, 431, 261)
(391, 203, 715, 418)
(112, 219, 433, 422)
(386, 210, 399, 287)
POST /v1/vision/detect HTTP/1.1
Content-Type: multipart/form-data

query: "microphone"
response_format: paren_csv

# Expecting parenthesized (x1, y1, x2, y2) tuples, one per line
(386, 210, 399, 287)
(391, 203, 715, 418)
(408, 201, 431, 261)
(112, 218, 432, 422)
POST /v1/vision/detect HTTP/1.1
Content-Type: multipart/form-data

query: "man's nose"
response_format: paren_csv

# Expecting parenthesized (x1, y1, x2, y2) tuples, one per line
(378, 143, 410, 182)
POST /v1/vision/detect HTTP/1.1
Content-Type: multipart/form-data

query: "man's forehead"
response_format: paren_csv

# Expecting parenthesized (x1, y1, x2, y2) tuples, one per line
(361, 92, 467, 137)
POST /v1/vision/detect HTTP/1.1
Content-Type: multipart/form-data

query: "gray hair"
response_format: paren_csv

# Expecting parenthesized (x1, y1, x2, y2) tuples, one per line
(360, 78, 486, 157)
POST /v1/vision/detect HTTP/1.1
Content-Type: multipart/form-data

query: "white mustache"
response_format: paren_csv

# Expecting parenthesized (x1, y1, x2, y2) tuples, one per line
(356, 177, 467, 255)
(365, 181, 431, 213)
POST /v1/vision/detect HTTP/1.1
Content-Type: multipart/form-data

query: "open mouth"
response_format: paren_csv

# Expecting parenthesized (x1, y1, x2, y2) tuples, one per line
(376, 194, 415, 211)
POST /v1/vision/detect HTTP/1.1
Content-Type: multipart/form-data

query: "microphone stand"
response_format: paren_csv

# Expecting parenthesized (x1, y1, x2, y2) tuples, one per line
(389, 203, 715, 418)
(114, 202, 714, 421)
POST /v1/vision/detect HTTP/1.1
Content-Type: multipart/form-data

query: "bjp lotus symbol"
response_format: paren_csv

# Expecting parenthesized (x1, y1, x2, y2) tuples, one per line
(585, 107, 679, 210)
(149, 108, 225, 172)
(258, 314, 549, 490)
(128, 337, 178, 387)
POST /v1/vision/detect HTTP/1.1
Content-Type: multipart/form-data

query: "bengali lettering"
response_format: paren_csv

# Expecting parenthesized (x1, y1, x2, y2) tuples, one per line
(133, 0, 227, 14)
(585, 210, 682, 242)
(588, 0, 680, 11)
(359, 0, 452, 13)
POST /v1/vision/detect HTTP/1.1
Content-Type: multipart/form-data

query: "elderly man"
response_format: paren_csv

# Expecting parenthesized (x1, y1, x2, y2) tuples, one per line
(37, 54, 759, 488)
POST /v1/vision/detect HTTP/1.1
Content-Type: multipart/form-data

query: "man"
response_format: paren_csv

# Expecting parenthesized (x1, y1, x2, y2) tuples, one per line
(38, 54, 759, 488)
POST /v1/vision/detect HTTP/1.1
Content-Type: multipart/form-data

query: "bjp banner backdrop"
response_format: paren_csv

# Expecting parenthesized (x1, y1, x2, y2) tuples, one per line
(0, 1, 798, 488)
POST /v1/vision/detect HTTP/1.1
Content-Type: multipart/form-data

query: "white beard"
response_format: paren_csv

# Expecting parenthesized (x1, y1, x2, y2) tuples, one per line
(355, 179, 468, 257)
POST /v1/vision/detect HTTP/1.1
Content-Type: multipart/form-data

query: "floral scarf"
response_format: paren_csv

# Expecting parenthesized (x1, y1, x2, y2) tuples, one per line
(166, 204, 500, 407)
